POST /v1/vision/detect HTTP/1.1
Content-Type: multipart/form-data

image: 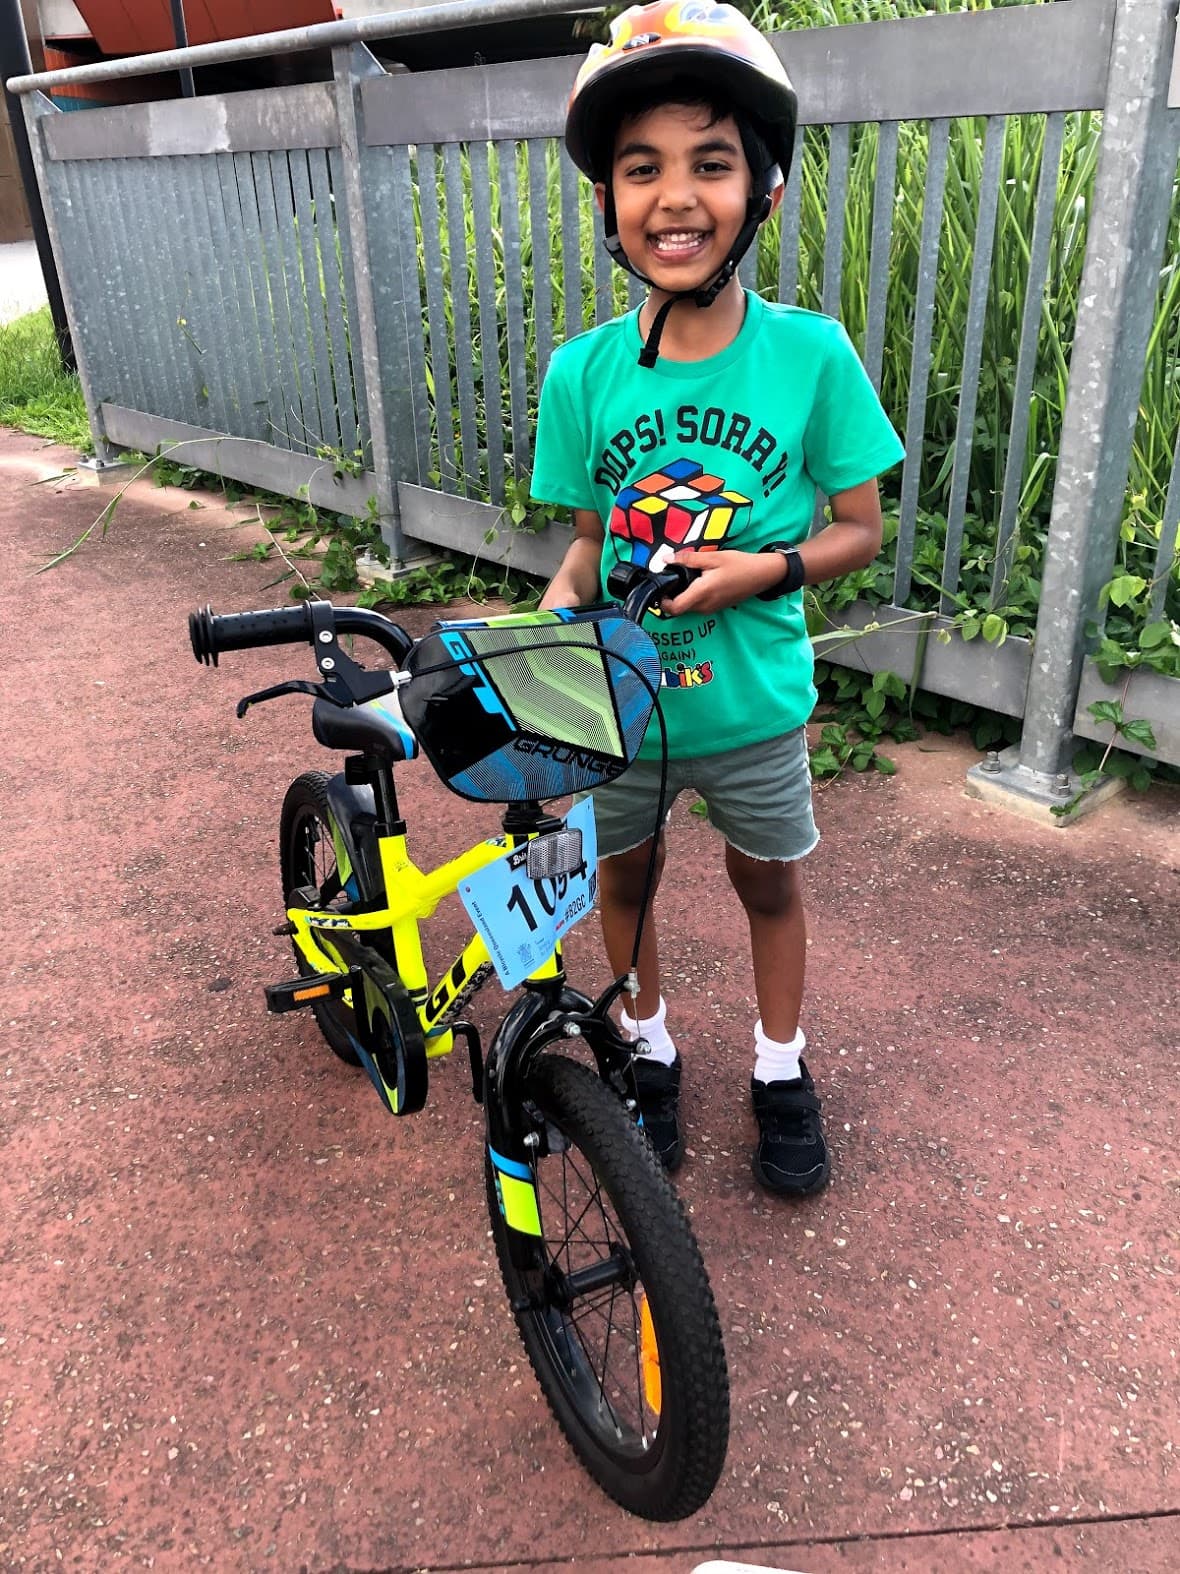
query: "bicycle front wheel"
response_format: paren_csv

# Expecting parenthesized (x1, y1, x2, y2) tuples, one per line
(486, 1054, 729, 1521)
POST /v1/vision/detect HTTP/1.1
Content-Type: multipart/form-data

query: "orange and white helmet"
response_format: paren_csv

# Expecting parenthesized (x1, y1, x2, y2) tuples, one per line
(565, 1, 797, 187)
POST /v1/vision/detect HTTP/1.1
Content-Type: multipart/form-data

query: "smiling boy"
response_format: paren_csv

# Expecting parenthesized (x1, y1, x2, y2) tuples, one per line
(531, 2, 904, 1195)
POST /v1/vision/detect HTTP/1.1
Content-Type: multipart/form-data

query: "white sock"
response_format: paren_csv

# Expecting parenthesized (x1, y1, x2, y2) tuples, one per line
(619, 995, 678, 1066)
(753, 1021, 805, 1085)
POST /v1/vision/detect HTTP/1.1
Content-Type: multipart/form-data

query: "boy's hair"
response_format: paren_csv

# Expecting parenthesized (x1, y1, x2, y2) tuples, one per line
(599, 75, 777, 192)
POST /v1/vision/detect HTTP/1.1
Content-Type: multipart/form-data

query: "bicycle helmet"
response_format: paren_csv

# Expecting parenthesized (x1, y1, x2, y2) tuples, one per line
(565, 2, 797, 365)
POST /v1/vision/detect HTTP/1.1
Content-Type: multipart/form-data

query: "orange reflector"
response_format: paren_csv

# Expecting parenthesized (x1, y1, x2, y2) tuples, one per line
(294, 984, 331, 1002)
(639, 1293, 661, 1417)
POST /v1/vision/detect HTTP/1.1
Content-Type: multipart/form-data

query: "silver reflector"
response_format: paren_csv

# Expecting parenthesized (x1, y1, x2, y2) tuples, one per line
(526, 829, 584, 881)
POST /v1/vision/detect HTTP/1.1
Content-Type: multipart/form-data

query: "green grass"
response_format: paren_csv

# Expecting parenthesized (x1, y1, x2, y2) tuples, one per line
(0, 307, 91, 451)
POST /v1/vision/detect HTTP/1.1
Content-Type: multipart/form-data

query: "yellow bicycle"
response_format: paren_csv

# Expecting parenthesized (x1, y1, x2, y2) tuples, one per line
(188, 573, 728, 1521)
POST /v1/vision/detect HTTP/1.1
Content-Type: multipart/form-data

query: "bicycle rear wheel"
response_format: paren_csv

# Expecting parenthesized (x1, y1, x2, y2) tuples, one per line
(278, 771, 361, 1066)
(486, 1054, 729, 1520)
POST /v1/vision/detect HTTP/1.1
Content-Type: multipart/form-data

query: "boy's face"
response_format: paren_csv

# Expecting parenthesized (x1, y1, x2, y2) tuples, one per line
(596, 102, 773, 295)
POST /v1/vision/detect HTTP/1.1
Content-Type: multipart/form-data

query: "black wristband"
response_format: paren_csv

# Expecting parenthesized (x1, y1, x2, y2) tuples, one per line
(756, 543, 807, 600)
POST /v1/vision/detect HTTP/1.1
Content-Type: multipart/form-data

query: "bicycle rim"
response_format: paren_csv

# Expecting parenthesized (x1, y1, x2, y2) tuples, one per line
(488, 1055, 728, 1520)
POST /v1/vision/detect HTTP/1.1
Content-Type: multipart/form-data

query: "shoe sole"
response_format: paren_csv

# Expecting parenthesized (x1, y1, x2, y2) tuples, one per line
(751, 1151, 831, 1196)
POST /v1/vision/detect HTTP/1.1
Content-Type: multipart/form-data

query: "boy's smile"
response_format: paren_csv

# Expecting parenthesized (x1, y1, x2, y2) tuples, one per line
(598, 102, 755, 296)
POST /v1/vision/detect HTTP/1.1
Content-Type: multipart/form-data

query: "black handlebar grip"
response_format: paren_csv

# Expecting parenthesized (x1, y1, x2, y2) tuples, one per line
(189, 603, 313, 667)
(612, 561, 701, 624)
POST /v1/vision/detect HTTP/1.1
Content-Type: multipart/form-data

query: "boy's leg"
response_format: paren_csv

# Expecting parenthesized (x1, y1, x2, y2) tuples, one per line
(697, 730, 828, 1196)
(724, 847, 806, 1043)
(598, 834, 666, 1019)
(589, 764, 685, 1169)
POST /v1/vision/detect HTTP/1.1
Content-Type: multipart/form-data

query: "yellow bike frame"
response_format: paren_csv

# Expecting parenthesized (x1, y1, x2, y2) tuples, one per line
(287, 824, 563, 1058)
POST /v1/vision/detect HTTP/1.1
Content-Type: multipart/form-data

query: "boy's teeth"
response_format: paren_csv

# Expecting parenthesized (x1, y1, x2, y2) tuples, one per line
(652, 232, 706, 252)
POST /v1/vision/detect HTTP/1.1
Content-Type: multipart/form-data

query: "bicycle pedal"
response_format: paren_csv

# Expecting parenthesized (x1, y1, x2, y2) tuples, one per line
(264, 972, 349, 1014)
(272, 920, 297, 936)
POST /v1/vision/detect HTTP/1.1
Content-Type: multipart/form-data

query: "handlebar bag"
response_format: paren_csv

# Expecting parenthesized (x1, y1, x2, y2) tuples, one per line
(400, 605, 661, 803)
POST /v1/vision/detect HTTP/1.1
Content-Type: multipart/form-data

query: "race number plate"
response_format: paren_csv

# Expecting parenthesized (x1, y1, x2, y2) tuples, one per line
(459, 798, 598, 990)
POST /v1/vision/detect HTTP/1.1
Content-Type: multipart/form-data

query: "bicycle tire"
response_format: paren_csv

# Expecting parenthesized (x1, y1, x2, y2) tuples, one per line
(486, 1054, 729, 1520)
(278, 771, 362, 1066)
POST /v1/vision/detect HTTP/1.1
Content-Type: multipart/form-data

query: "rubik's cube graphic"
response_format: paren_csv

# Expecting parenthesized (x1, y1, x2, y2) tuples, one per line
(609, 459, 752, 568)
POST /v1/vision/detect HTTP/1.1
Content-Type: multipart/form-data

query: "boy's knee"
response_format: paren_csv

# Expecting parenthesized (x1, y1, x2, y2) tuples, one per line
(600, 837, 665, 906)
(726, 846, 801, 918)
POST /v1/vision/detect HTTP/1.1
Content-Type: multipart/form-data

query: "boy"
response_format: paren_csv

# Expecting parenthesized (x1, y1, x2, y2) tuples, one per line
(531, 1, 904, 1195)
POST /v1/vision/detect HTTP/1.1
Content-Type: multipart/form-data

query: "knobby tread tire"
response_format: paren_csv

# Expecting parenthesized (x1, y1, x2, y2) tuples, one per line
(278, 771, 362, 1066)
(486, 1054, 729, 1521)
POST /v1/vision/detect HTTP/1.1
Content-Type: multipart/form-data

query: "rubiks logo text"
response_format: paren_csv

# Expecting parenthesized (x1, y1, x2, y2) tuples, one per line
(609, 458, 751, 569)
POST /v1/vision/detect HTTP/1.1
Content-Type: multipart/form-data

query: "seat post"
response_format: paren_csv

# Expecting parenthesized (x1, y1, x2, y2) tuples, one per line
(374, 761, 403, 833)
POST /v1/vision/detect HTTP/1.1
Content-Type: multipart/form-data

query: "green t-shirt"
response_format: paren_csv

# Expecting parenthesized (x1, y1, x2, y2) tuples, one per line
(530, 292, 904, 759)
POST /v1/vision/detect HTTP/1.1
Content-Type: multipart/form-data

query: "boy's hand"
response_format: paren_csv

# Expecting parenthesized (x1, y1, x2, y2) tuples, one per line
(659, 549, 786, 615)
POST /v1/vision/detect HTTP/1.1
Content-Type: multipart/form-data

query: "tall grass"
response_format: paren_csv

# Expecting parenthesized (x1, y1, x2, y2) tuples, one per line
(0, 306, 90, 451)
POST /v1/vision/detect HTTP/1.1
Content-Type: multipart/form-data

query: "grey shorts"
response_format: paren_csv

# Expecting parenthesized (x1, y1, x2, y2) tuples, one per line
(587, 727, 819, 863)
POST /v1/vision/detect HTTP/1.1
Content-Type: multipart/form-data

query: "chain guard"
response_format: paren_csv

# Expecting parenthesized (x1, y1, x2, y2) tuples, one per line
(315, 930, 428, 1116)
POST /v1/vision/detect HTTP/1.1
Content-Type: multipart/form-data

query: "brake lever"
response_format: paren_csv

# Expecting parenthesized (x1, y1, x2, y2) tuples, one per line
(236, 678, 333, 719)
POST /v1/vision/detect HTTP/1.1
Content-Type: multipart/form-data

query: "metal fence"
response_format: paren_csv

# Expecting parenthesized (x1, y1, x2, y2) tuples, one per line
(9, 0, 1180, 804)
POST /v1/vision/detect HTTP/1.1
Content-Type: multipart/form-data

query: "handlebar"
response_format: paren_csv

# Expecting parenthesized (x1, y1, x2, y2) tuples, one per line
(605, 561, 699, 624)
(189, 601, 414, 668)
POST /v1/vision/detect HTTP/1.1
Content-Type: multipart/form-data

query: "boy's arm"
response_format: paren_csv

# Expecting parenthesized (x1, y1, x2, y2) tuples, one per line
(660, 478, 884, 616)
(539, 509, 606, 611)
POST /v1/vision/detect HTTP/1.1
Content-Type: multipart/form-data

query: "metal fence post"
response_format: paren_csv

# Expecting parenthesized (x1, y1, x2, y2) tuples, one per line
(331, 43, 415, 564)
(974, 0, 1180, 807)
(19, 91, 121, 467)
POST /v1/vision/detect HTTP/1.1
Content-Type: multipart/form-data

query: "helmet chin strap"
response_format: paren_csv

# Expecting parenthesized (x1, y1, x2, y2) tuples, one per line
(604, 190, 773, 368)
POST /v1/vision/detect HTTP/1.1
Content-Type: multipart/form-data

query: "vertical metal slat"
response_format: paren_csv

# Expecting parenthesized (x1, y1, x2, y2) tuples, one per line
(559, 154, 583, 343)
(526, 139, 555, 387)
(60, 159, 133, 416)
(178, 153, 234, 435)
(388, 144, 430, 485)
(990, 112, 1066, 606)
(940, 116, 1007, 614)
(497, 139, 530, 478)
(328, 144, 371, 458)
(308, 147, 359, 461)
(591, 193, 613, 326)
(290, 148, 343, 456)
(894, 118, 951, 606)
(417, 144, 457, 491)
(154, 156, 205, 428)
(199, 153, 259, 439)
(822, 122, 850, 320)
(252, 149, 307, 449)
(226, 152, 289, 449)
(97, 159, 155, 417)
(469, 140, 506, 503)
(267, 148, 319, 452)
(864, 121, 899, 392)
(443, 142, 479, 495)
(777, 144, 803, 305)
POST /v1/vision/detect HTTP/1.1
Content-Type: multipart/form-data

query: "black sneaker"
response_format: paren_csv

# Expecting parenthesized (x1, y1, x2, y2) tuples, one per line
(631, 1055, 684, 1171)
(751, 1062, 830, 1195)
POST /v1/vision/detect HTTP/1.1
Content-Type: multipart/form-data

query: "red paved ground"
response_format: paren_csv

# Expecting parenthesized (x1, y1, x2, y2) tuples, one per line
(2, 427, 1178, 1572)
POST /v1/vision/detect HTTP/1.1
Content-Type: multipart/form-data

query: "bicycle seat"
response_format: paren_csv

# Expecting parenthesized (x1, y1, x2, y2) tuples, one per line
(311, 693, 420, 763)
